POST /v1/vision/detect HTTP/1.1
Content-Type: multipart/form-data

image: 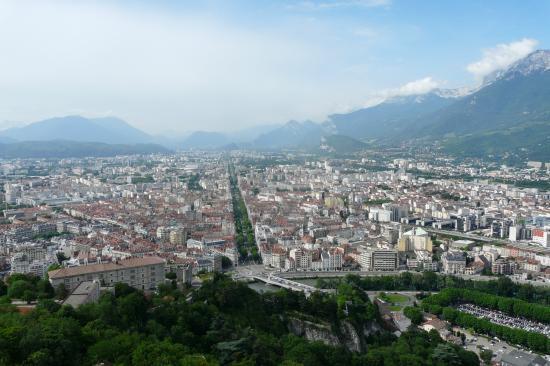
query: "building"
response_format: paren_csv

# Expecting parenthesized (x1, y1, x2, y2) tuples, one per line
(48, 256, 165, 292)
(63, 280, 100, 308)
(397, 227, 432, 252)
(169, 228, 187, 245)
(194, 255, 222, 274)
(492, 258, 516, 275)
(270, 248, 287, 269)
(156, 226, 170, 241)
(359, 249, 398, 271)
(532, 228, 549, 247)
(320, 249, 343, 271)
(407, 250, 436, 271)
(10, 253, 52, 278)
(289, 248, 312, 270)
(441, 251, 466, 274)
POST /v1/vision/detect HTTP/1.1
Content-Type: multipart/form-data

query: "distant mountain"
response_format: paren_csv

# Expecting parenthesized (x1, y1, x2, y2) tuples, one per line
(179, 131, 230, 149)
(227, 123, 282, 142)
(420, 50, 550, 137)
(0, 141, 170, 158)
(0, 115, 153, 144)
(320, 135, 367, 153)
(325, 90, 460, 140)
(443, 121, 550, 162)
(252, 120, 326, 149)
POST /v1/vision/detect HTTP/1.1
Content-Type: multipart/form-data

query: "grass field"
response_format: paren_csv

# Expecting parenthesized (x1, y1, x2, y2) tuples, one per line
(381, 293, 409, 304)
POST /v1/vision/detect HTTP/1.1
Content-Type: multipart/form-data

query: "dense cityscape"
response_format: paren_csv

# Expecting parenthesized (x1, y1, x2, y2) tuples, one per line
(0, 148, 549, 365)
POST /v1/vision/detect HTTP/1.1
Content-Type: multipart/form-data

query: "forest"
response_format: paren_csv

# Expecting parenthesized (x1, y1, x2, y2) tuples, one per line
(0, 273, 481, 366)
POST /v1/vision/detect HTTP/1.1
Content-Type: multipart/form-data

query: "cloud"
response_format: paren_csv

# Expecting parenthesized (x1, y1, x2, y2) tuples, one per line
(388, 77, 440, 97)
(467, 38, 538, 80)
(0, 0, 385, 133)
(343, 77, 440, 111)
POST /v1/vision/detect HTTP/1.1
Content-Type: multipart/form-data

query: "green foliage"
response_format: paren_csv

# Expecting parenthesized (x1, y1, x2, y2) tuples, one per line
(32, 231, 66, 240)
(5, 274, 54, 301)
(403, 306, 423, 325)
(221, 256, 233, 270)
(48, 263, 62, 272)
(229, 164, 260, 263)
(187, 174, 203, 191)
(0, 274, 480, 365)
(320, 273, 550, 306)
(131, 175, 155, 184)
(363, 198, 392, 205)
(479, 349, 493, 365)
(321, 135, 367, 153)
(55, 283, 69, 300)
(166, 272, 178, 280)
(0, 281, 6, 297)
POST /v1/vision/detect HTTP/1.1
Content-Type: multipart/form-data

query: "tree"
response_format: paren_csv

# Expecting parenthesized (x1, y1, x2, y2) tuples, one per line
(131, 340, 188, 366)
(0, 280, 6, 296)
(22, 290, 37, 304)
(47, 263, 61, 272)
(56, 252, 69, 263)
(432, 343, 462, 366)
(36, 279, 54, 298)
(165, 272, 177, 280)
(7, 279, 33, 299)
(55, 283, 69, 300)
(404, 306, 423, 325)
(479, 349, 492, 365)
(221, 256, 233, 270)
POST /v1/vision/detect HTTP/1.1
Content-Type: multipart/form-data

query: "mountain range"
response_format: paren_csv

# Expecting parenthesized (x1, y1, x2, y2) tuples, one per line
(245, 49, 550, 159)
(1, 50, 549, 159)
(0, 116, 153, 144)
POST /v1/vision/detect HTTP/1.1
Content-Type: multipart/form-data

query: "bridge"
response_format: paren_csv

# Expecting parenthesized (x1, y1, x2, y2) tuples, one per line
(247, 273, 333, 296)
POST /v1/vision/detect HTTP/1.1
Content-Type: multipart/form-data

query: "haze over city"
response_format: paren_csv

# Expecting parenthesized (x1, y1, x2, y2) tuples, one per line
(1, 0, 549, 134)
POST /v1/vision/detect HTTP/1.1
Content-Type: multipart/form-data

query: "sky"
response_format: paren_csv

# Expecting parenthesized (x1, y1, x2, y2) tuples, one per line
(0, 0, 549, 135)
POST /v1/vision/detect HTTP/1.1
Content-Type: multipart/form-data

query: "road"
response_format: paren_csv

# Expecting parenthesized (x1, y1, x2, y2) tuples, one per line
(232, 264, 550, 290)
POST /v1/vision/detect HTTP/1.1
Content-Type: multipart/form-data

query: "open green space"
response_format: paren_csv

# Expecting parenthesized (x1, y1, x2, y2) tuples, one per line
(381, 293, 409, 304)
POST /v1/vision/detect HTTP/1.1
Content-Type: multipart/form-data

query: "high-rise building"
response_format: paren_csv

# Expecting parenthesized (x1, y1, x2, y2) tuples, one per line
(359, 249, 398, 271)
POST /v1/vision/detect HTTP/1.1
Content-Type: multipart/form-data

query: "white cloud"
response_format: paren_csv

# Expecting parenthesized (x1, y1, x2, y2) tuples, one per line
(467, 38, 538, 81)
(388, 77, 440, 97)
(341, 77, 440, 111)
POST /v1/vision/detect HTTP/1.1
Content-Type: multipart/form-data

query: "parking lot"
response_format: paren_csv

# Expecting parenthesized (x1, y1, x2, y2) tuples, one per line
(453, 326, 519, 363)
(457, 303, 550, 337)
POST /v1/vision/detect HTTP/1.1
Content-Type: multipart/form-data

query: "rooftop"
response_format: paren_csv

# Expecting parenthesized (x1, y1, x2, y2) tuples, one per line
(48, 256, 165, 279)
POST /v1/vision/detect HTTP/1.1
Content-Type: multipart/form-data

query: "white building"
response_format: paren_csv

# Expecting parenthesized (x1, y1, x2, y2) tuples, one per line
(359, 249, 398, 271)
(49, 256, 165, 292)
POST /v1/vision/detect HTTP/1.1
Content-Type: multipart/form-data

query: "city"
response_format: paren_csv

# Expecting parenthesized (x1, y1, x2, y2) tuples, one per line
(0, 148, 549, 364)
(1, 1, 550, 365)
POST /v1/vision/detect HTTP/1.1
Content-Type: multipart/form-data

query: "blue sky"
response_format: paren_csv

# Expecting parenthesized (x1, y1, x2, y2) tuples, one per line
(0, 0, 548, 134)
